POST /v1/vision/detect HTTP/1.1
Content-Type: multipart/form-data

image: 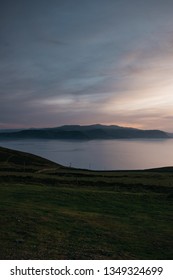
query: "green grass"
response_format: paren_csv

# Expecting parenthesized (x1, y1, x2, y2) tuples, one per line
(0, 146, 172, 259)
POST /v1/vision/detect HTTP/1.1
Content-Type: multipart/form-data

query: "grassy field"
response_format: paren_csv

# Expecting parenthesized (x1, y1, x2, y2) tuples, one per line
(0, 146, 172, 259)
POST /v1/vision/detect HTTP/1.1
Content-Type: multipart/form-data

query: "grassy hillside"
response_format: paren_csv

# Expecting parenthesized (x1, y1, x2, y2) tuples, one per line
(0, 146, 172, 259)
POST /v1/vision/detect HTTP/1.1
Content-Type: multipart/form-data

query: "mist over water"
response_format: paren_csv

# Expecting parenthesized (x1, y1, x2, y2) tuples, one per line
(0, 139, 173, 170)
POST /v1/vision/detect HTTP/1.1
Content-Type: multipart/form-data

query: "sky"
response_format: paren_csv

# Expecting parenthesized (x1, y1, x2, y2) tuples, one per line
(1, 0, 173, 131)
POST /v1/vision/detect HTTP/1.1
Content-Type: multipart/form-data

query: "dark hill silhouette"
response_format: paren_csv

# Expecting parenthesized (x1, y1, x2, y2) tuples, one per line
(0, 124, 170, 140)
(0, 146, 60, 170)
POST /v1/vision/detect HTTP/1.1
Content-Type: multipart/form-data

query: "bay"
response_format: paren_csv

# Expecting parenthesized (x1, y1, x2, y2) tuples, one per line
(0, 139, 173, 170)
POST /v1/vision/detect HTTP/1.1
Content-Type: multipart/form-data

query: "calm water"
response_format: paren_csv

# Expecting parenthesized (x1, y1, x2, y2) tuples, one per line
(0, 139, 173, 170)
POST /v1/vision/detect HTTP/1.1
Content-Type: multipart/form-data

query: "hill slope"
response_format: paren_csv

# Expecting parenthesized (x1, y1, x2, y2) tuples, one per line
(0, 146, 61, 171)
(0, 146, 172, 260)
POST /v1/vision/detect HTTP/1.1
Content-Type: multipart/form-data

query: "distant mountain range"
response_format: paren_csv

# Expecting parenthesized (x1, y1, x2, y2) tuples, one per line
(0, 124, 171, 140)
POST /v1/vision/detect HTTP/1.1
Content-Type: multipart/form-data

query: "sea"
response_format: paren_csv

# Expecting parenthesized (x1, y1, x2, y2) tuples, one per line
(0, 138, 173, 170)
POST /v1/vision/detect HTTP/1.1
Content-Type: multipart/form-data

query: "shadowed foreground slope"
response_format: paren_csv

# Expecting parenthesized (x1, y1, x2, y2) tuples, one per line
(0, 146, 172, 259)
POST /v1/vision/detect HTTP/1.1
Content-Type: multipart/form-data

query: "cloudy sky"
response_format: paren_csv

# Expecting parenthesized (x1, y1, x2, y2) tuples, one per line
(1, 0, 173, 131)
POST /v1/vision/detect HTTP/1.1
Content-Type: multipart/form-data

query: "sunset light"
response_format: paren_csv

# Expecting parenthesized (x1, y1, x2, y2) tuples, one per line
(0, 0, 173, 131)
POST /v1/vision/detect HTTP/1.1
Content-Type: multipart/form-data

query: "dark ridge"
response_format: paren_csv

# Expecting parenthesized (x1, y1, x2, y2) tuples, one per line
(0, 124, 170, 140)
(0, 146, 60, 168)
(146, 166, 173, 172)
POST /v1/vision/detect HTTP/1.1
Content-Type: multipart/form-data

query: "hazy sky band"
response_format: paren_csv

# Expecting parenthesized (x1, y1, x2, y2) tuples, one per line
(1, 0, 173, 131)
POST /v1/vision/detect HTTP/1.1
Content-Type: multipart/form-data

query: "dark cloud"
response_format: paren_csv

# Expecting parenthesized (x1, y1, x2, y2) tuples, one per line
(1, 0, 173, 130)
